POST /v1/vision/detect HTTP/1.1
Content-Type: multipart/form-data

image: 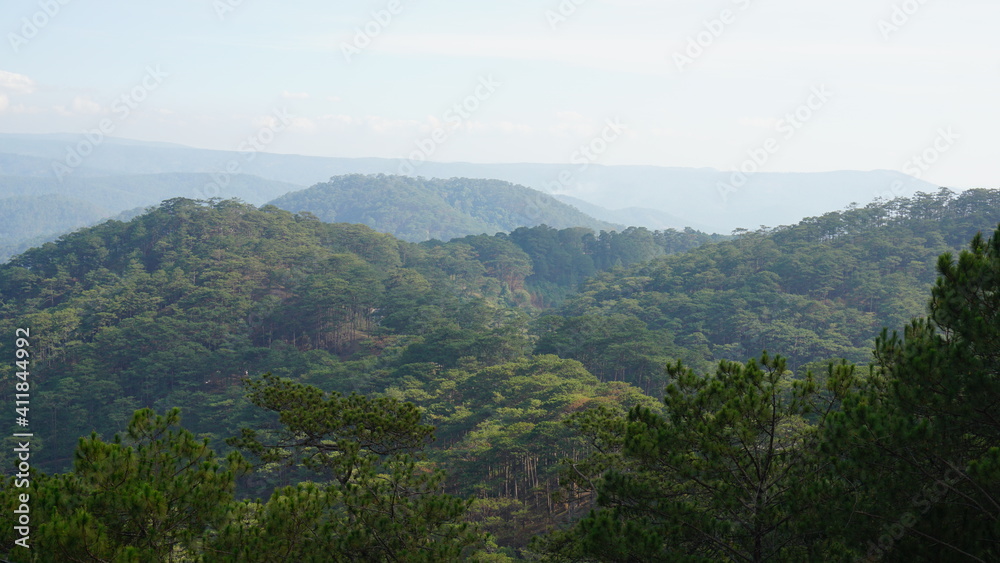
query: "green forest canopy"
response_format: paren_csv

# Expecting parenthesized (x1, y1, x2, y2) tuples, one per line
(0, 188, 998, 560)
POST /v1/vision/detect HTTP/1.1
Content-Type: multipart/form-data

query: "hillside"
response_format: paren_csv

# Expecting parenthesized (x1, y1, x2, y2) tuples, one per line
(268, 174, 623, 242)
(537, 188, 1000, 391)
(3, 190, 995, 475)
(1, 191, 998, 559)
(0, 199, 665, 475)
(0, 198, 664, 553)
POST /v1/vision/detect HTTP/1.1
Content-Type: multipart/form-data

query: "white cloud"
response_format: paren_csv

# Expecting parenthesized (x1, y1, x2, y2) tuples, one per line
(10, 103, 40, 115)
(327, 96, 342, 103)
(281, 90, 310, 99)
(71, 96, 103, 114)
(289, 117, 317, 131)
(54, 96, 104, 116)
(0, 70, 36, 94)
(0, 94, 8, 113)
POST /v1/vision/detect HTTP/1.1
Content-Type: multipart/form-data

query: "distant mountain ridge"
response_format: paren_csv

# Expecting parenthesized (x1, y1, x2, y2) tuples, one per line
(0, 172, 305, 261)
(0, 133, 945, 233)
(268, 174, 623, 242)
(0, 172, 304, 208)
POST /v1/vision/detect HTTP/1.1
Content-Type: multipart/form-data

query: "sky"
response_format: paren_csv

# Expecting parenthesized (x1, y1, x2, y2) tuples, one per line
(0, 0, 997, 188)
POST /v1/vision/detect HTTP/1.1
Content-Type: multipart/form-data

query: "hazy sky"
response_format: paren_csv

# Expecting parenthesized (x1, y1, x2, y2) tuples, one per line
(1, 0, 997, 188)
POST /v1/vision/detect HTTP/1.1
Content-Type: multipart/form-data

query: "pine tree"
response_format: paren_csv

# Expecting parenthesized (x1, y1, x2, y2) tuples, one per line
(538, 354, 850, 561)
(824, 226, 1000, 561)
(215, 374, 483, 561)
(1, 408, 246, 562)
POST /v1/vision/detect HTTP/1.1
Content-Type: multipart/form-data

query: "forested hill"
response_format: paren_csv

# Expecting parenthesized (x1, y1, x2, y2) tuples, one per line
(268, 174, 625, 242)
(1, 191, 999, 559)
(538, 188, 1000, 382)
(0, 198, 692, 473)
(0, 198, 676, 553)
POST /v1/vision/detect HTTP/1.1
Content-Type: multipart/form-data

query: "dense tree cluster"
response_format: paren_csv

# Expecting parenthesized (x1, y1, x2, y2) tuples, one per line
(540, 188, 1000, 393)
(0, 190, 998, 560)
(532, 219, 1000, 562)
(0, 198, 524, 474)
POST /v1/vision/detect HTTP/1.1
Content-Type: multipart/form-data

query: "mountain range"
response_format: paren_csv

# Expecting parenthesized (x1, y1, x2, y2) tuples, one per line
(0, 133, 956, 264)
(0, 133, 944, 233)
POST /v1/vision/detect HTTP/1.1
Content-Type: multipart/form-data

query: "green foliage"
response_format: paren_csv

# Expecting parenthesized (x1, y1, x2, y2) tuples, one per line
(538, 218, 1000, 561)
(547, 189, 1000, 376)
(2, 189, 1000, 559)
(502, 224, 725, 307)
(0, 198, 511, 474)
(538, 354, 850, 562)
(535, 313, 681, 395)
(269, 174, 621, 242)
(230, 373, 435, 484)
(383, 355, 661, 551)
(821, 225, 1000, 562)
(0, 408, 246, 562)
(207, 462, 479, 562)
(214, 375, 482, 561)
